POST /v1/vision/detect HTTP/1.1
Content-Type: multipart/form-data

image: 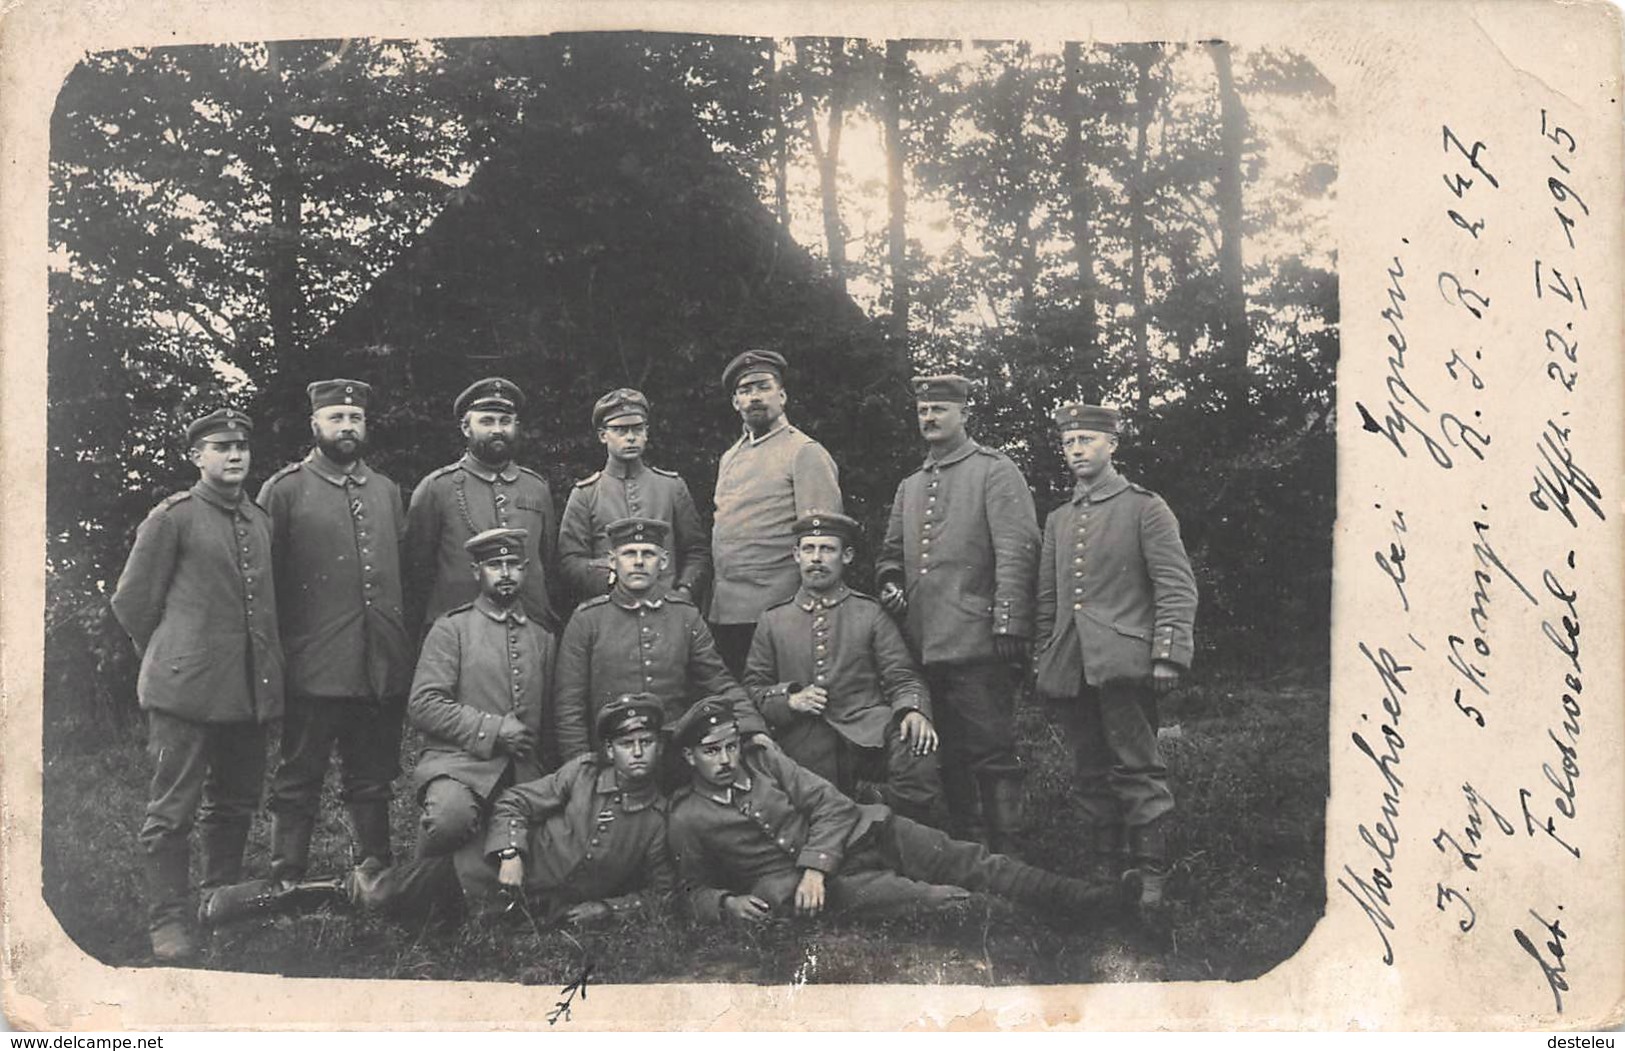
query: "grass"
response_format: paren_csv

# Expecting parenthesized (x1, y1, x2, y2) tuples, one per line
(40, 667, 1327, 988)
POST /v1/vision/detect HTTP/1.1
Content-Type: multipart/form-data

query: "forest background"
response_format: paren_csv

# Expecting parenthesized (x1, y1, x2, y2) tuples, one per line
(40, 33, 1337, 984)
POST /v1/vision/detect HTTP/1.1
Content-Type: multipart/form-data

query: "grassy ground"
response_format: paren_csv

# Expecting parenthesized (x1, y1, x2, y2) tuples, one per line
(41, 668, 1327, 987)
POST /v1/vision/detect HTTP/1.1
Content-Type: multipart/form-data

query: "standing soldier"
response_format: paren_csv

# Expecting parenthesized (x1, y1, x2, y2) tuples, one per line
(554, 517, 764, 776)
(257, 379, 411, 886)
(708, 350, 842, 676)
(406, 377, 560, 634)
(111, 408, 284, 960)
(877, 375, 1040, 854)
(408, 528, 558, 857)
(745, 511, 943, 825)
(556, 388, 710, 610)
(1035, 403, 1197, 906)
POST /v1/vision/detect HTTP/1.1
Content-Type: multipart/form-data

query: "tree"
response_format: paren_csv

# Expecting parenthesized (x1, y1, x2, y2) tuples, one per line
(882, 38, 912, 349)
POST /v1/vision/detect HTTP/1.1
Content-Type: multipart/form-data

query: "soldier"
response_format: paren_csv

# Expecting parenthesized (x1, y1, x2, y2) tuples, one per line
(110, 408, 284, 960)
(877, 375, 1040, 854)
(554, 517, 764, 776)
(708, 349, 842, 676)
(1035, 403, 1197, 906)
(408, 528, 557, 857)
(406, 377, 560, 634)
(666, 699, 1135, 924)
(744, 511, 943, 825)
(556, 388, 710, 609)
(347, 695, 674, 923)
(258, 379, 411, 886)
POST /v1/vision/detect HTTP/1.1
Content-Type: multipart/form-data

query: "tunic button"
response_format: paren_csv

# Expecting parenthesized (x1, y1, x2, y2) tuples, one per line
(920, 568, 929, 575)
(1072, 603, 1082, 611)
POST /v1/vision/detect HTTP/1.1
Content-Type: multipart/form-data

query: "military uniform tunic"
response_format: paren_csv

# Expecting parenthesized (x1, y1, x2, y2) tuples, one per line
(406, 453, 560, 632)
(556, 458, 710, 606)
(111, 481, 284, 724)
(258, 451, 411, 700)
(708, 420, 842, 626)
(554, 585, 762, 761)
(408, 596, 557, 798)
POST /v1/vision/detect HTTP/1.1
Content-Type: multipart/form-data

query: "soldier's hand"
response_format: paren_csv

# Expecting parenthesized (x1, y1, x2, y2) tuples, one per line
(993, 634, 1030, 663)
(878, 582, 907, 615)
(496, 715, 537, 760)
(787, 684, 828, 715)
(722, 893, 773, 924)
(1152, 660, 1182, 695)
(794, 869, 826, 916)
(899, 711, 938, 755)
(497, 854, 525, 891)
(561, 900, 613, 926)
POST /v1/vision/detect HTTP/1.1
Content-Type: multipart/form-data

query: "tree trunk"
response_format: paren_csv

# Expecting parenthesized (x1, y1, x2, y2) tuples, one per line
(1061, 41, 1099, 400)
(264, 41, 303, 365)
(1209, 40, 1250, 423)
(1128, 44, 1161, 417)
(882, 39, 910, 350)
(997, 49, 1038, 322)
(767, 39, 789, 226)
(798, 37, 850, 294)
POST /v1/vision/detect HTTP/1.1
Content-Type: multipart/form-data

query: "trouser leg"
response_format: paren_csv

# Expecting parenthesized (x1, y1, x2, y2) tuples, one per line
(416, 776, 484, 857)
(1046, 690, 1127, 875)
(708, 622, 757, 680)
(335, 695, 404, 867)
(196, 721, 267, 892)
(825, 864, 968, 915)
(1095, 680, 1173, 828)
(348, 855, 463, 917)
(874, 725, 944, 828)
(267, 696, 336, 881)
(928, 661, 1023, 850)
(139, 711, 210, 941)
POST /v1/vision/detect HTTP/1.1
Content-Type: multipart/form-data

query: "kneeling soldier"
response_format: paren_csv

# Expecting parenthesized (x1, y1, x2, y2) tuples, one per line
(348, 695, 674, 922)
(667, 698, 1135, 924)
(408, 527, 557, 857)
(745, 511, 943, 824)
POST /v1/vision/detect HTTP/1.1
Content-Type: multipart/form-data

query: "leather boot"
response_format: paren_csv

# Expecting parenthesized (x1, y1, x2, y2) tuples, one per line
(347, 800, 394, 868)
(269, 811, 314, 884)
(1127, 815, 1172, 908)
(198, 817, 251, 892)
(939, 766, 986, 846)
(144, 844, 197, 962)
(1087, 822, 1127, 881)
(979, 773, 1027, 859)
(979, 851, 1137, 922)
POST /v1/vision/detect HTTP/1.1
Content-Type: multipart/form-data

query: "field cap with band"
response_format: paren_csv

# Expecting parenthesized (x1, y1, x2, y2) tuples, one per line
(605, 516, 670, 550)
(454, 377, 524, 417)
(597, 693, 666, 741)
(593, 388, 651, 429)
(307, 379, 372, 411)
(911, 374, 972, 404)
(722, 349, 787, 392)
(187, 408, 254, 446)
(672, 697, 739, 749)
(1052, 402, 1121, 434)
(465, 527, 528, 563)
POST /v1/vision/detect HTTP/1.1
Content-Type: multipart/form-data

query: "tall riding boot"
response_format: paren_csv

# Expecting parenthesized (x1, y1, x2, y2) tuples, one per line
(144, 844, 197, 962)
(1127, 815, 1172, 908)
(198, 817, 252, 892)
(347, 800, 395, 868)
(978, 850, 1137, 922)
(979, 773, 1027, 859)
(939, 766, 986, 846)
(269, 811, 314, 884)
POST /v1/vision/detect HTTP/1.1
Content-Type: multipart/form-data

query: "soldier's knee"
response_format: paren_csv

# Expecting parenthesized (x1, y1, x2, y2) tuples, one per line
(416, 779, 481, 857)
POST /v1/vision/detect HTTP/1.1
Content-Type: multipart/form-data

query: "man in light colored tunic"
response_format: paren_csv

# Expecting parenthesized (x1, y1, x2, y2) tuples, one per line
(708, 349, 842, 676)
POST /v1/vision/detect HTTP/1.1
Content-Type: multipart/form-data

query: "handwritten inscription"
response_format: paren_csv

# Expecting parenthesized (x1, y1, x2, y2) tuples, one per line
(1518, 552, 1584, 861)
(1337, 641, 1412, 964)
(1515, 907, 1570, 1013)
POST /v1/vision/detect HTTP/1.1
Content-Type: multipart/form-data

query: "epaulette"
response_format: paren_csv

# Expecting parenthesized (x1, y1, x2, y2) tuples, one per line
(430, 461, 462, 480)
(846, 588, 879, 604)
(515, 464, 548, 484)
(576, 594, 613, 612)
(443, 601, 477, 617)
(1129, 481, 1156, 496)
(974, 444, 1012, 461)
(665, 591, 696, 608)
(648, 464, 680, 478)
(573, 471, 602, 488)
(762, 595, 798, 613)
(260, 461, 304, 490)
(156, 490, 193, 512)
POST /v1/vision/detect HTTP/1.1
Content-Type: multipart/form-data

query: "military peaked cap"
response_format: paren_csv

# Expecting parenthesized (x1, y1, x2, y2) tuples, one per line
(465, 527, 528, 563)
(911, 374, 972, 404)
(597, 693, 666, 741)
(792, 509, 861, 546)
(605, 516, 670, 550)
(186, 408, 254, 446)
(454, 377, 524, 417)
(1053, 402, 1121, 434)
(307, 378, 372, 411)
(722, 349, 787, 392)
(672, 697, 740, 748)
(592, 388, 651, 429)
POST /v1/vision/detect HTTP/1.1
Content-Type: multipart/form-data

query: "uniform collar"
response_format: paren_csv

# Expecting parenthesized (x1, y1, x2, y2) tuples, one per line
(304, 448, 368, 487)
(610, 583, 668, 610)
(190, 480, 248, 513)
(595, 764, 664, 812)
(696, 772, 753, 805)
(795, 584, 852, 611)
(474, 595, 529, 624)
(461, 451, 519, 483)
(922, 436, 980, 470)
(1071, 465, 1129, 504)
(603, 456, 646, 481)
(739, 417, 791, 448)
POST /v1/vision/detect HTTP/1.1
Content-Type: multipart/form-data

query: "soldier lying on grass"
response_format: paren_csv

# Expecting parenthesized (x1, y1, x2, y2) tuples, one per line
(666, 697, 1140, 924)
